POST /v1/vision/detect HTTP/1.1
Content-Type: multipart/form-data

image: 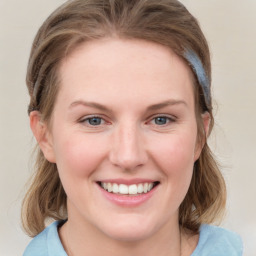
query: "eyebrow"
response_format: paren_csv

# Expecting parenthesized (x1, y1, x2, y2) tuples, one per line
(69, 100, 111, 112)
(69, 99, 187, 112)
(146, 99, 188, 111)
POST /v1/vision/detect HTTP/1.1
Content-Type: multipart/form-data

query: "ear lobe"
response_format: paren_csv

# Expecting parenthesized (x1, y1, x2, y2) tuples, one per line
(194, 111, 211, 161)
(30, 111, 56, 163)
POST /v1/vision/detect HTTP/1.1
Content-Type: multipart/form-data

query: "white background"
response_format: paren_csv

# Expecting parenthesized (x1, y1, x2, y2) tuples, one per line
(0, 0, 255, 255)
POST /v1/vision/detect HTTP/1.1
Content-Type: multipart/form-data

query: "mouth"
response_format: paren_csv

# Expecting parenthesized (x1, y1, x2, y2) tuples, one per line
(97, 181, 160, 196)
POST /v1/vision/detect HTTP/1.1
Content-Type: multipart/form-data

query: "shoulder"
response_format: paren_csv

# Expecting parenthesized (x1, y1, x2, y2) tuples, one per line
(192, 224, 243, 256)
(23, 221, 67, 256)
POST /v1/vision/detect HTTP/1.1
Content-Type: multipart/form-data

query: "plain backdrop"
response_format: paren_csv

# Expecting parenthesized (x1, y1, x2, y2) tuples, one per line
(0, 0, 255, 255)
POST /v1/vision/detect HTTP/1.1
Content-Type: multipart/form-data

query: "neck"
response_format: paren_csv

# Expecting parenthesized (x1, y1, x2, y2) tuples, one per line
(59, 217, 182, 256)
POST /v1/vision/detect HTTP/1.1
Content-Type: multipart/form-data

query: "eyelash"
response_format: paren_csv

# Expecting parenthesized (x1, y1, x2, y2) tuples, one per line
(78, 114, 176, 128)
(148, 115, 176, 126)
(79, 115, 108, 127)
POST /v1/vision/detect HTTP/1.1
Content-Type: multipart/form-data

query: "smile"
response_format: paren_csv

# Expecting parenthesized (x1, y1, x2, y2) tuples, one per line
(96, 180, 160, 206)
(98, 181, 159, 195)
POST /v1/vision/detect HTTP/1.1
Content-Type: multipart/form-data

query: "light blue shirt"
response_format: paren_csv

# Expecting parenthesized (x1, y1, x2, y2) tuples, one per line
(23, 221, 243, 256)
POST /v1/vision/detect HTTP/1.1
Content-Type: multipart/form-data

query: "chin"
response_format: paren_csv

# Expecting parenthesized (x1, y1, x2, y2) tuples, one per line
(98, 216, 159, 242)
(105, 228, 154, 242)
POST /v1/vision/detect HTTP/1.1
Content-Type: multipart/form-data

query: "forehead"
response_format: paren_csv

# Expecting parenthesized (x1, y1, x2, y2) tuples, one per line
(57, 38, 195, 108)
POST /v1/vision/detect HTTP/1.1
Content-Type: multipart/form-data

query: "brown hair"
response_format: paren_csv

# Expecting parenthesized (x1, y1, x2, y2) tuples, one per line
(22, 0, 226, 237)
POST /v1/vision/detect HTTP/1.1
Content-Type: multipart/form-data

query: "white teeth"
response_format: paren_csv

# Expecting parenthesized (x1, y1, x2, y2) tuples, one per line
(143, 183, 148, 193)
(107, 183, 112, 193)
(100, 182, 157, 195)
(119, 184, 128, 194)
(137, 183, 144, 194)
(128, 184, 137, 195)
(112, 183, 119, 193)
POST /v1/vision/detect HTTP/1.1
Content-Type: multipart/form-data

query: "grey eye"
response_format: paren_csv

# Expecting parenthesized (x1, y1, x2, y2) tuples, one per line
(154, 117, 168, 125)
(88, 117, 102, 126)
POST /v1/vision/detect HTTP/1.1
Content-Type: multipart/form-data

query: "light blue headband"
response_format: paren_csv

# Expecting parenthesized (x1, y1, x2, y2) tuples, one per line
(32, 49, 211, 110)
(183, 49, 211, 109)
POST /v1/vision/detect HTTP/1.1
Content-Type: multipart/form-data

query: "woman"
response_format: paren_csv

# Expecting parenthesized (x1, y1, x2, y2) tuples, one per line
(22, 0, 243, 255)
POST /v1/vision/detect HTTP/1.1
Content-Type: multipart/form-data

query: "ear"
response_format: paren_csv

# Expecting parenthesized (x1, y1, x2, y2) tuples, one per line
(202, 111, 211, 138)
(194, 111, 211, 161)
(30, 111, 56, 163)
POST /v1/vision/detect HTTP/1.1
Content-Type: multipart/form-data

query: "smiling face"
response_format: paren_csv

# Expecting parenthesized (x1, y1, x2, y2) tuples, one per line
(36, 38, 204, 241)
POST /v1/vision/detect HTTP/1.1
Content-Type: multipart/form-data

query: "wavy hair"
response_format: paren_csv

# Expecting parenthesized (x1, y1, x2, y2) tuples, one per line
(22, 0, 226, 237)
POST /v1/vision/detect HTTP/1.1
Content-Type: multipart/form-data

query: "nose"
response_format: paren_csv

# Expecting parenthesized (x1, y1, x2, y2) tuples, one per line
(109, 123, 148, 171)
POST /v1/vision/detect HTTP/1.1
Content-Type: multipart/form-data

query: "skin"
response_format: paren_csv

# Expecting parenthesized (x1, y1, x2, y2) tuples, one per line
(30, 38, 210, 256)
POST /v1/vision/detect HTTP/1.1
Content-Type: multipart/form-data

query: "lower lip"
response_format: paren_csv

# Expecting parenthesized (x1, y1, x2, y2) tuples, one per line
(98, 184, 158, 207)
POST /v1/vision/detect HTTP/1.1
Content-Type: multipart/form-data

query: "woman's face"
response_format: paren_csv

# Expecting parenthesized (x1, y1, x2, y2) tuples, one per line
(40, 38, 205, 241)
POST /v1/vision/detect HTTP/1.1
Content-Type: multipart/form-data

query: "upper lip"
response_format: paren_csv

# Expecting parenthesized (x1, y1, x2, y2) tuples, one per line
(97, 178, 159, 185)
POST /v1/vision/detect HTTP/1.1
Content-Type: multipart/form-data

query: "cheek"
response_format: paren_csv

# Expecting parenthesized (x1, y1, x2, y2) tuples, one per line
(53, 134, 107, 179)
(150, 131, 197, 183)
(147, 131, 197, 214)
